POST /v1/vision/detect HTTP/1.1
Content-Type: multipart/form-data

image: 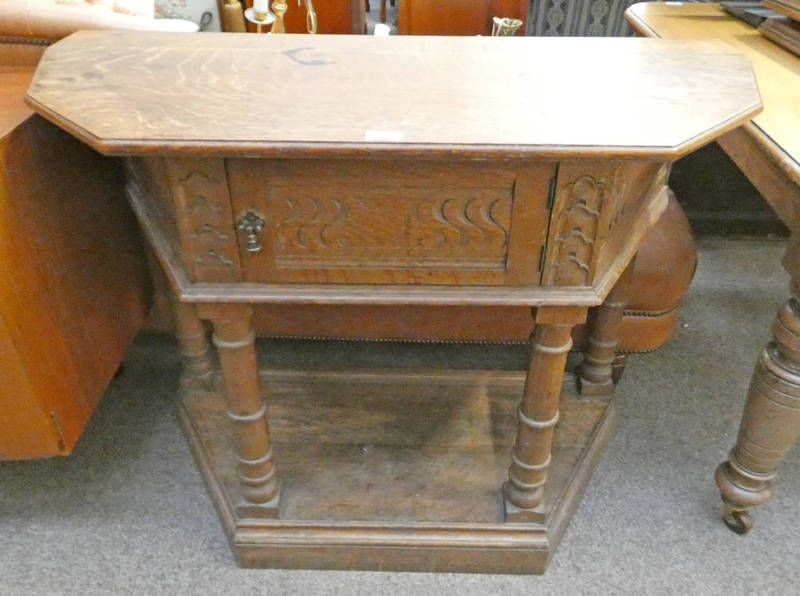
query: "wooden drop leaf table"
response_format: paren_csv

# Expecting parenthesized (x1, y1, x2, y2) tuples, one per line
(26, 32, 761, 573)
(627, 0, 800, 536)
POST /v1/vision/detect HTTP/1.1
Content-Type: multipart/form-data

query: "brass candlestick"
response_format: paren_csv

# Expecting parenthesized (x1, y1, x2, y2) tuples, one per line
(244, 6, 276, 33)
(269, 0, 317, 34)
(245, 0, 316, 34)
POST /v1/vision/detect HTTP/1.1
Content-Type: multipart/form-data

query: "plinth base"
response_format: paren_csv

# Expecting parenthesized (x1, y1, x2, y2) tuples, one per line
(180, 368, 615, 574)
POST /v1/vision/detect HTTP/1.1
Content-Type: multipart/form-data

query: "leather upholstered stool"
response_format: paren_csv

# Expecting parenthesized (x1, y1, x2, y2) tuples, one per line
(147, 190, 696, 383)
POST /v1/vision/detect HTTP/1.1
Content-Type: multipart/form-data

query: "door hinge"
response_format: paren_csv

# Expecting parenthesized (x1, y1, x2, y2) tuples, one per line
(546, 166, 559, 210)
(538, 244, 546, 272)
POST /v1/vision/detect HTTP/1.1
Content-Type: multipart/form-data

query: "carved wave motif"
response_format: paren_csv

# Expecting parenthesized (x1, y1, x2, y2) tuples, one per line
(276, 195, 350, 251)
(413, 195, 510, 254)
(177, 168, 237, 276)
(186, 194, 223, 216)
(179, 170, 215, 185)
(195, 249, 233, 267)
(191, 223, 229, 240)
(271, 192, 510, 265)
(319, 198, 349, 248)
(548, 175, 605, 286)
(550, 230, 595, 284)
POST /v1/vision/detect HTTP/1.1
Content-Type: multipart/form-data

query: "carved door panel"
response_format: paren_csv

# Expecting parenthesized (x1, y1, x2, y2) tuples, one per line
(227, 159, 553, 286)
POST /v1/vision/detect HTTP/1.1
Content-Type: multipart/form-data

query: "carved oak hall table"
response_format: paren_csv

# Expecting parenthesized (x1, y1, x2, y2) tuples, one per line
(27, 32, 760, 573)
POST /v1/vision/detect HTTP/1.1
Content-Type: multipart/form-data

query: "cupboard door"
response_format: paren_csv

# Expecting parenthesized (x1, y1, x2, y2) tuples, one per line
(227, 158, 553, 286)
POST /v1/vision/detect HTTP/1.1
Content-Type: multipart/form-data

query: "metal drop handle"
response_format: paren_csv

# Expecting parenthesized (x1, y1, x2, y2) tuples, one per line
(237, 210, 266, 254)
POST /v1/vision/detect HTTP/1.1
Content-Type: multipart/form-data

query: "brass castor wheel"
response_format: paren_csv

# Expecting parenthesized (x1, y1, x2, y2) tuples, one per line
(722, 507, 753, 535)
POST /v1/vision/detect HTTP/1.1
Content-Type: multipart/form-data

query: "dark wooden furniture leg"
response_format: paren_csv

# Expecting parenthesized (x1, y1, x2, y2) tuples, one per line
(171, 299, 215, 390)
(380, 0, 386, 22)
(146, 241, 215, 390)
(504, 306, 588, 521)
(611, 353, 628, 384)
(207, 304, 280, 515)
(577, 259, 636, 397)
(715, 275, 800, 533)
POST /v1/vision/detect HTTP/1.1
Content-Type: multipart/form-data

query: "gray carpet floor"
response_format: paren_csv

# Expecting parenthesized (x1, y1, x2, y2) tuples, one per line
(2, 236, 799, 594)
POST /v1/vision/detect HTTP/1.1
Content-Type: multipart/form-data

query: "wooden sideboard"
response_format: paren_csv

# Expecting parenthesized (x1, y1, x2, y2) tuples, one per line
(26, 31, 760, 572)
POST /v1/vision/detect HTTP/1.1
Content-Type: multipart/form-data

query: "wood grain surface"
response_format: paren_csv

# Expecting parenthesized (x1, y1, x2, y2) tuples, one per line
(181, 367, 615, 572)
(27, 31, 761, 159)
(626, 2, 799, 176)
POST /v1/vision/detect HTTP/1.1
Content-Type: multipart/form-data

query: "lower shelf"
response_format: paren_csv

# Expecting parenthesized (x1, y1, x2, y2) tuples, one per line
(180, 367, 615, 574)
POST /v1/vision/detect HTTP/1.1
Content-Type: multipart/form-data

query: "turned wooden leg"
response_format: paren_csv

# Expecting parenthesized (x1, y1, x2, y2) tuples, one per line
(611, 353, 628, 384)
(171, 299, 214, 390)
(143, 243, 215, 389)
(715, 284, 800, 534)
(504, 306, 587, 522)
(209, 305, 280, 515)
(577, 259, 636, 396)
(380, 0, 386, 22)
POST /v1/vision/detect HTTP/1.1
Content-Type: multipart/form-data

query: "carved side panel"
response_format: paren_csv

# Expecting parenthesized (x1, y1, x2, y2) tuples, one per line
(164, 157, 242, 282)
(594, 161, 669, 280)
(541, 162, 619, 287)
(542, 160, 670, 289)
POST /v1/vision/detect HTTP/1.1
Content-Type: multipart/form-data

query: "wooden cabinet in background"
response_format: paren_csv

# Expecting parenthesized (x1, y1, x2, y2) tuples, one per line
(398, 0, 528, 35)
(243, 0, 366, 33)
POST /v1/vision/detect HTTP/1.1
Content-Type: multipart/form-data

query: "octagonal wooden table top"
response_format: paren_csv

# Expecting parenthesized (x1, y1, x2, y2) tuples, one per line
(26, 31, 761, 159)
